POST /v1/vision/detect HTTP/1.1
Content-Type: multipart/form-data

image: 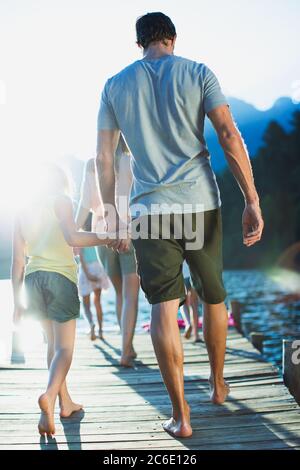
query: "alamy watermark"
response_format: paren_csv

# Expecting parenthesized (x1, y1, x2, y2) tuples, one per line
(93, 198, 206, 250)
(291, 340, 300, 365)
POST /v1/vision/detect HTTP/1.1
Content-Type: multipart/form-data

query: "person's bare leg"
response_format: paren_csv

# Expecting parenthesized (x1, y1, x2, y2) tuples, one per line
(38, 319, 81, 435)
(82, 295, 96, 340)
(38, 320, 56, 436)
(93, 288, 104, 339)
(40, 320, 82, 422)
(120, 273, 139, 367)
(181, 292, 192, 339)
(151, 299, 192, 438)
(202, 301, 230, 404)
(190, 288, 200, 342)
(59, 380, 83, 418)
(110, 274, 123, 328)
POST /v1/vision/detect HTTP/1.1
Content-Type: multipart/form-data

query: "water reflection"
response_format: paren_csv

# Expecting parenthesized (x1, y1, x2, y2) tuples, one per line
(224, 269, 300, 371)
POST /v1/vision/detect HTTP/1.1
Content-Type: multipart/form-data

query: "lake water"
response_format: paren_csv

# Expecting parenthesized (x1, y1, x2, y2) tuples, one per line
(1, 269, 299, 370)
(224, 269, 300, 370)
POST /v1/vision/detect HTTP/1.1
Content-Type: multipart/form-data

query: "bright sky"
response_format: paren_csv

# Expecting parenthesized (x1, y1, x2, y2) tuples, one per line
(0, 0, 300, 170)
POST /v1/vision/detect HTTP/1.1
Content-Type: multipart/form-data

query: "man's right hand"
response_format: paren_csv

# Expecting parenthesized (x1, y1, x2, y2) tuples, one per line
(106, 237, 131, 253)
(242, 202, 264, 247)
(105, 215, 131, 253)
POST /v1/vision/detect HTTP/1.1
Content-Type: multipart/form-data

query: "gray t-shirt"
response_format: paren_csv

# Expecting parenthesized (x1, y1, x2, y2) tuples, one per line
(98, 55, 227, 215)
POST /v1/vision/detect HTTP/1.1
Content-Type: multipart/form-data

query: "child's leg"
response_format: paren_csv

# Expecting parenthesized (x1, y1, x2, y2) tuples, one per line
(41, 319, 55, 368)
(120, 273, 139, 367)
(38, 320, 56, 436)
(82, 294, 96, 340)
(40, 320, 82, 420)
(38, 319, 78, 435)
(59, 381, 83, 418)
(110, 275, 123, 327)
(181, 291, 193, 339)
(190, 288, 201, 342)
(93, 288, 103, 339)
(82, 294, 94, 326)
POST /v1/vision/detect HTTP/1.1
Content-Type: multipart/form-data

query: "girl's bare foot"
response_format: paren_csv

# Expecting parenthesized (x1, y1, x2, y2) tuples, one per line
(90, 325, 96, 341)
(120, 355, 134, 368)
(60, 400, 83, 418)
(208, 377, 230, 405)
(38, 393, 55, 437)
(184, 324, 192, 339)
(163, 402, 192, 438)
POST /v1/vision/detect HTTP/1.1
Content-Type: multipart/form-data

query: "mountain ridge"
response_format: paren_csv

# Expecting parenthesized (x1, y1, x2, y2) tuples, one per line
(205, 96, 300, 172)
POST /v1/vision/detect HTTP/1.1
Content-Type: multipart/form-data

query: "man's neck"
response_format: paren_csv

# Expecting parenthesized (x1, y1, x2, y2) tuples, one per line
(142, 44, 174, 60)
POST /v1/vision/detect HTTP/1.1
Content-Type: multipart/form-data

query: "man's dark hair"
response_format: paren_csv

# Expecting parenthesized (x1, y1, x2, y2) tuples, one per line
(136, 12, 176, 49)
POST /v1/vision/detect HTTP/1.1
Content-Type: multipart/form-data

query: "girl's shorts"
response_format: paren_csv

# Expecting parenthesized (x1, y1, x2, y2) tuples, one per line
(24, 271, 80, 323)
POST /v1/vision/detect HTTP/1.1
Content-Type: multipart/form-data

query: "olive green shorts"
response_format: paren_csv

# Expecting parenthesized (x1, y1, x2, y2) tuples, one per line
(97, 242, 137, 279)
(24, 271, 80, 323)
(132, 209, 227, 305)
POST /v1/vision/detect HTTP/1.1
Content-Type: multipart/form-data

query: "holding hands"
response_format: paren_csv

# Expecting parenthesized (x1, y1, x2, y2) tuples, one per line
(103, 214, 131, 253)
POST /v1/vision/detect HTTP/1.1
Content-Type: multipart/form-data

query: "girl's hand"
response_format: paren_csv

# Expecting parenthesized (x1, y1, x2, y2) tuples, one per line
(13, 306, 24, 325)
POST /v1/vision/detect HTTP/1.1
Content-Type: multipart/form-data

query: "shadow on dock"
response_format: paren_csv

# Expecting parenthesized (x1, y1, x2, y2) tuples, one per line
(1, 330, 300, 450)
(87, 334, 300, 450)
(39, 410, 85, 450)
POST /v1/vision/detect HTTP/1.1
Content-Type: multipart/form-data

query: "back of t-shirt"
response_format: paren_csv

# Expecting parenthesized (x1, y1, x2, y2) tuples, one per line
(98, 55, 227, 214)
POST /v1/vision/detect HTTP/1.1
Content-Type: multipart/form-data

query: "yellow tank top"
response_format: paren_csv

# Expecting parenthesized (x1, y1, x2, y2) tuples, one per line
(19, 195, 78, 285)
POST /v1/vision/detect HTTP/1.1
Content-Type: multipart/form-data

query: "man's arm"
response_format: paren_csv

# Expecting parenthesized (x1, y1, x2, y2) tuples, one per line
(96, 129, 129, 252)
(208, 104, 264, 246)
(96, 129, 120, 212)
(75, 159, 94, 230)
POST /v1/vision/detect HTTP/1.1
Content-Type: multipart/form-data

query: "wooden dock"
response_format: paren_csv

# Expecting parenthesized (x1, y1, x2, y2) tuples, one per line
(1, 328, 300, 450)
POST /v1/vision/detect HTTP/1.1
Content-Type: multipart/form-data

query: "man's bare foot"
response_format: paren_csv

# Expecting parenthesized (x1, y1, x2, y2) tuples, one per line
(194, 335, 201, 343)
(209, 377, 230, 405)
(120, 355, 134, 368)
(129, 347, 137, 359)
(163, 402, 192, 438)
(90, 325, 96, 341)
(60, 400, 83, 418)
(184, 324, 192, 339)
(38, 393, 55, 437)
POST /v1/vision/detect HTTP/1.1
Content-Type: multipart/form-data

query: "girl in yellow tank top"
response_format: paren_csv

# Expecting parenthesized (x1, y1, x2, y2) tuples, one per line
(11, 163, 117, 437)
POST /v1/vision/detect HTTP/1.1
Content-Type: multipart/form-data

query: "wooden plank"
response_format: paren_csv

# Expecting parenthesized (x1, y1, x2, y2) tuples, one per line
(0, 328, 299, 450)
(1, 410, 300, 436)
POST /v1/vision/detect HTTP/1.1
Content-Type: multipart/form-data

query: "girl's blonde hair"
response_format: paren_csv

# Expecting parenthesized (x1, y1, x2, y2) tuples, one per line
(32, 162, 73, 199)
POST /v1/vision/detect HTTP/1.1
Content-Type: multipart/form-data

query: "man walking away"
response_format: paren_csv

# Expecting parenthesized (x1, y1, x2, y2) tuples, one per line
(96, 12, 264, 438)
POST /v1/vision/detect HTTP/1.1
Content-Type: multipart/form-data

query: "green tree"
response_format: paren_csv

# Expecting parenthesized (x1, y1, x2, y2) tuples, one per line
(218, 111, 300, 269)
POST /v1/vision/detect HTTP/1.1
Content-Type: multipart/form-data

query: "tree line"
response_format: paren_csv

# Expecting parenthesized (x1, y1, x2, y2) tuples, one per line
(217, 111, 300, 269)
